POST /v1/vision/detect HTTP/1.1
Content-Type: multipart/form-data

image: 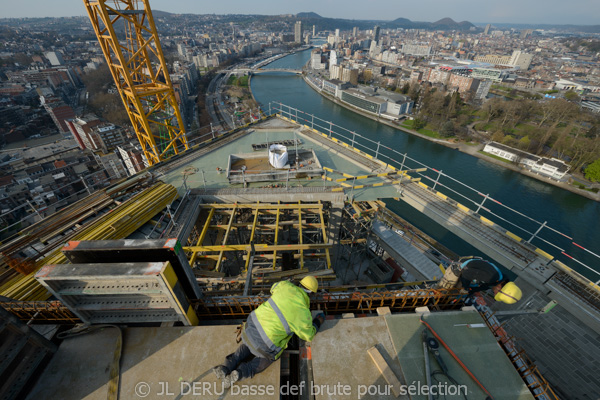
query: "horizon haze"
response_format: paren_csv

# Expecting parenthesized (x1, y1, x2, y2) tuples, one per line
(0, 0, 599, 26)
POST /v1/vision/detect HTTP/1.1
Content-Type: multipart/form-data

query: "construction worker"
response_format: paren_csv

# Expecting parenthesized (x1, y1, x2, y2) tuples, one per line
(213, 276, 325, 387)
(438, 257, 522, 304)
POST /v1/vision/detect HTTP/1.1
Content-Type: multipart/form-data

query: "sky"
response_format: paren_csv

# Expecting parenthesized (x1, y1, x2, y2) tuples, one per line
(1, 0, 599, 25)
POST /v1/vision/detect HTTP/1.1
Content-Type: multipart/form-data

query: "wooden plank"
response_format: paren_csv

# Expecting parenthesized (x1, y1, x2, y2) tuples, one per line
(367, 345, 403, 398)
(193, 269, 226, 278)
(184, 243, 333, 252)
(200, 204, 323, 210)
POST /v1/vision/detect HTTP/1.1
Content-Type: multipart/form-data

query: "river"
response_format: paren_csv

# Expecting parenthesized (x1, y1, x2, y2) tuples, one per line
(250, 49, 600, 280)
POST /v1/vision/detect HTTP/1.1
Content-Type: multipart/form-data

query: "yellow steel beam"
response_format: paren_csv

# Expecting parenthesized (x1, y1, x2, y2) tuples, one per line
(184, 244, 333, 253)
(242, 253, 328, 260)
(298, 201, 304, 269)
(216, 205, 236, 272)
(1, 183, 178, 300)
(273, 204, 280, 270)
(208, 222, 320, 229)
(189, 208, 215, 266)
(318, 200, 332, 269)
(82, 0, 188, 166)
(243, 205, 260, 272)
(198, 204, 323, 210)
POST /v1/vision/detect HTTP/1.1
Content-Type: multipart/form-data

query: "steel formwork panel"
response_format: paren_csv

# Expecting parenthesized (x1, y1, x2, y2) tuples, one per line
(61, 238, 202, 300)
(35, 261, 198, 326)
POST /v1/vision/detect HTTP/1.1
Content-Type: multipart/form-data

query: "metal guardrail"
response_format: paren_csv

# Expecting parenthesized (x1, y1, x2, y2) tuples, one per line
(268, 103, 600, 285)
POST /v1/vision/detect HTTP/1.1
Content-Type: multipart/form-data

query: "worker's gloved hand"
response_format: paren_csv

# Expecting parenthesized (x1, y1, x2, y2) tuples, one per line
(312, 313, 325, 331)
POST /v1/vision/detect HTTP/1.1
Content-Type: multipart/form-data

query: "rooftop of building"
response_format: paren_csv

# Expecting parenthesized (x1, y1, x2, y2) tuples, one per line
(160, 121, 401, 201)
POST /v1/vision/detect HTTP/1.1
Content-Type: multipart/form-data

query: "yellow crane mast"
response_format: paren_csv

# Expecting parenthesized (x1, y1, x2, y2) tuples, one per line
(83, 0, 189, 166)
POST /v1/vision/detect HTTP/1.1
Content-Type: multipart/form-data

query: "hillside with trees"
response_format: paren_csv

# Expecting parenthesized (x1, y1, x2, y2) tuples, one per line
(411, 84, 600, 177)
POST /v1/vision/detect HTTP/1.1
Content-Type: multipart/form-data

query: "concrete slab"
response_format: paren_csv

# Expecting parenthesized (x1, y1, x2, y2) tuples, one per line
(26, 327, 119, 400)
(27, 326, 280, 400)
(311, 316, 408, 400)
(162, 127, 399, 200)
(384, 311, 535, 400)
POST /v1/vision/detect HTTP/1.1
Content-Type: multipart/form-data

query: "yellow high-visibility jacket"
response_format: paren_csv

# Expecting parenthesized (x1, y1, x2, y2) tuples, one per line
(242, 281, 316, 360)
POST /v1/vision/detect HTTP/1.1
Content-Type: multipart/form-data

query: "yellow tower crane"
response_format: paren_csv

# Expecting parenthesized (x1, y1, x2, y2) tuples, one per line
(83, 0, 189, 166)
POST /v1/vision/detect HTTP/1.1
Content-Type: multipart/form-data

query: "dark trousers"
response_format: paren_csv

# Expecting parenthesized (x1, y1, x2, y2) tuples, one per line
(222, 343, 273, 380)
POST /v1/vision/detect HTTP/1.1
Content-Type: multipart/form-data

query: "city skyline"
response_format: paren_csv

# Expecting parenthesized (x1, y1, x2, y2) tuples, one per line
(0, 0, 599, 26)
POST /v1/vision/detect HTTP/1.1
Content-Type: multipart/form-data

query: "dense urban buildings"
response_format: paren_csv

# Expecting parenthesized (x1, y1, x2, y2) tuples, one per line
(1, 12, 600, 235)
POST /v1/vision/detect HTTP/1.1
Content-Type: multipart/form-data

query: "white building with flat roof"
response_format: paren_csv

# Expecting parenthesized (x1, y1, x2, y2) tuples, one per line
(483, 142, 570, 180)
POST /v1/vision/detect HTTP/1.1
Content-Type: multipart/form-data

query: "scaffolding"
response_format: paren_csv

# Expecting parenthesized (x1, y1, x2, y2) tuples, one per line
(0, 288, 466, 323)
(184, 202, 332, 276)
(336, 201, 380, 284)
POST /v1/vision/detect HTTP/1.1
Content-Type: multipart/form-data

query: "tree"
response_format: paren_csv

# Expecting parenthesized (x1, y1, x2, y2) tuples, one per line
(502, 135, 516, 146)
(564, 90, 580, 102)
(440, 121, 454, 137)
(408, 85, 420, 102)
(491, 131, 505, 142)
(584, 159, 600, 182)
(413, 118, 426, 130)
(482, 98, 504, 124)
(401, 83, 410, 94)
(518, 136, 531, 151)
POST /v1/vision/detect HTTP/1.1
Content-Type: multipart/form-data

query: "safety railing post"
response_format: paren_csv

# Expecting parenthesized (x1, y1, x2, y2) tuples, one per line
(475, 193, 489, 214)
(433, 169, 442, 191)
(375, 141, 380, 159)
(400, 153, 407, 171)
(527, 221, 547, 243)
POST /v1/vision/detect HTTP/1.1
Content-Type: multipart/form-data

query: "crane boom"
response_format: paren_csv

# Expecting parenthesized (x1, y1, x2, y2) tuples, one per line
(83, 0, 189, 166)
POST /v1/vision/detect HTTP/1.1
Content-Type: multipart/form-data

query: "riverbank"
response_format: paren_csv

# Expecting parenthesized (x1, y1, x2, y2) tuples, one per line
(301, 73, 600, 202)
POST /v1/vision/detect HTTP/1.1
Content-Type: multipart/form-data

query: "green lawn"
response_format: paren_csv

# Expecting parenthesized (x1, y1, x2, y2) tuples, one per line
(401, 120, 441, 138)
(474, 122, 539, 137)
(474, 122, 496, 132)
(238, 75, 249, 87)
(226, 75, 249, 87)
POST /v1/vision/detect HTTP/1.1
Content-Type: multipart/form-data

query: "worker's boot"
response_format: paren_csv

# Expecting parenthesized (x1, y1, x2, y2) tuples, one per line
(212, 365, 228, 380)
(223, 370, 240, 388)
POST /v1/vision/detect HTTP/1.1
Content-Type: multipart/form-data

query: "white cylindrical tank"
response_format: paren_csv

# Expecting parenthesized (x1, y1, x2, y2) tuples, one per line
(268, 144, 288, 168)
